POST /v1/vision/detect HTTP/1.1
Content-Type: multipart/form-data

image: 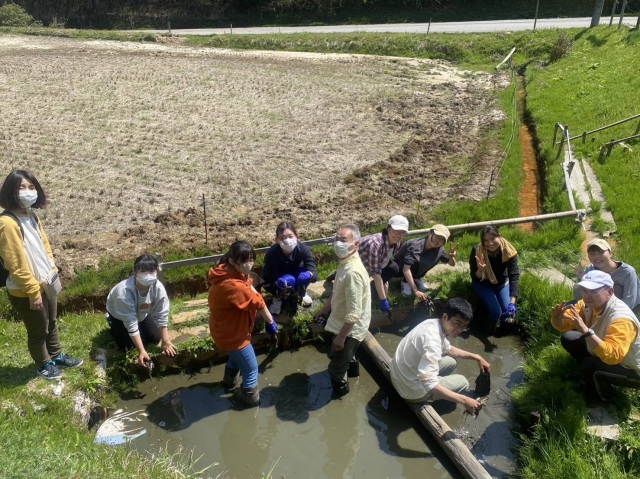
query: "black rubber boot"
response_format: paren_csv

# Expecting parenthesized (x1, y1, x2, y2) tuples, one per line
(236, 386, 260, 407)
(331, 380, 350, 399)
(222, 367, 240, 391)
(347, 358, 360, 378)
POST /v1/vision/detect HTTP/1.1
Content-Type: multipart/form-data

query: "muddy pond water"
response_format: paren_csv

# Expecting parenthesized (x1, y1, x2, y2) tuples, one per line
(116, 309, 524, 478)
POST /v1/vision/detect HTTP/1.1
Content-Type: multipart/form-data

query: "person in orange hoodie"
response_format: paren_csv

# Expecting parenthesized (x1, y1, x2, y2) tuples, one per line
(208, 240, 278, 407)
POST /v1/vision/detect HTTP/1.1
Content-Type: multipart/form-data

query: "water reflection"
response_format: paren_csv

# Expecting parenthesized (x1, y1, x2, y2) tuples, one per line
(147, 382, 229, 431)
(367, 388, 432, 459)
(117, 326, 521, 479)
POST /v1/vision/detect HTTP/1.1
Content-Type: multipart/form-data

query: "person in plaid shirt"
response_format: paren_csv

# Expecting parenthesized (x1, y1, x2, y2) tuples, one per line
(358, 215, 409, 313)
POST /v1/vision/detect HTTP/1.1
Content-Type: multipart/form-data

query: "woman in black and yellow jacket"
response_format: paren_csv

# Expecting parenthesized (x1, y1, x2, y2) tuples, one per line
(0, 170, 82, 380)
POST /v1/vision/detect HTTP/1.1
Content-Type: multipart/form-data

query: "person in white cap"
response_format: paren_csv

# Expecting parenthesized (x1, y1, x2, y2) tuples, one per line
(358, 215, 408, 313)
(394, 224, 457, 302)
(574, 238, 640, 313)
(552, 270, 640, 407)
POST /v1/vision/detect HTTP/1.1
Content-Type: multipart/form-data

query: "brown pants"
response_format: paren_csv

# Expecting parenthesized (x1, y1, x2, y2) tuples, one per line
(9, 292, 61, 367)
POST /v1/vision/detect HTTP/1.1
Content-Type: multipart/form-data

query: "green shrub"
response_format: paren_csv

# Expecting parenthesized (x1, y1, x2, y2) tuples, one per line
(0, 3, 33, 27)
(549, 32, 572, 63)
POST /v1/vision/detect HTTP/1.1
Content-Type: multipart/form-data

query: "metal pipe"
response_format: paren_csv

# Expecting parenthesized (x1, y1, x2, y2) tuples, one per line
(495, 47, 516, 70)
(160, 210, 586, 270)
(553, 122, 565, 146)
(562, 128, 579, 211)
(409, 210, 586, 236)
(567, 113, 640, 142)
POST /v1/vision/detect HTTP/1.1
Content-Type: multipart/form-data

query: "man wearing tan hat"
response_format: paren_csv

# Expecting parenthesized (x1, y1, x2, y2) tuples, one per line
(575, 238, 640, 312)
(394, 224, 457, 302)
(358, 215, 409, 313)
(552, 270, 640, 407)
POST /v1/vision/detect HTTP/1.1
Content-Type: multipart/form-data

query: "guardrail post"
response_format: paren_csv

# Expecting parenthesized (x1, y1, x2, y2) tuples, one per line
(581, 131, 587, 143)
(635, 119, 640, 135)
(609, 0, 619, 27)
(155, 253, 165, 283)
(553, 123, 560, 145)
(606, 140, 615, 159)
(556, 133, 566, 160)
(618, 0, 628, 29)
(598, 145, 607, 163)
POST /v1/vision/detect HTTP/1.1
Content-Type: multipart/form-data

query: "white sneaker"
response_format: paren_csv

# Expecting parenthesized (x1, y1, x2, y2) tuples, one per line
(415, 277, 428, 292)
(301, 294, 313, 308)
(269, 298, 282, 315)
(401, 281, 413, 297)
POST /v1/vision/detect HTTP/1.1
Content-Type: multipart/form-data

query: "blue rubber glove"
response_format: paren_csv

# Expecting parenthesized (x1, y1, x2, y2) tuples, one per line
(276, 274, 296, 288)
(379, 298, 391, 313)
(265, 321, 278, 337)
(507, 303, 517, 316)
(297, 271, 313, 284)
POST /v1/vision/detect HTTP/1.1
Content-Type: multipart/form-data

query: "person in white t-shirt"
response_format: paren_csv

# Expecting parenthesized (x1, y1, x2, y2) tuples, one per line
(390, 297, 490, 413)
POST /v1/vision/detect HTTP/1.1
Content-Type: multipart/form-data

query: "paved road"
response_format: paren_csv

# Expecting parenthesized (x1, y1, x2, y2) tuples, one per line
(144, 17, 638, 36)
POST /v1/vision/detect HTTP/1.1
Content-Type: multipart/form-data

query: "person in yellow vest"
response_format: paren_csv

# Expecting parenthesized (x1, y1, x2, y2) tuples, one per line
(552, 270, 640, 407)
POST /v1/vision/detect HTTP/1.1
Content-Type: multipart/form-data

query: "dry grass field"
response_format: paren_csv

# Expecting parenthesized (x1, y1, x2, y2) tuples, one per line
(0, 34, 509, 276)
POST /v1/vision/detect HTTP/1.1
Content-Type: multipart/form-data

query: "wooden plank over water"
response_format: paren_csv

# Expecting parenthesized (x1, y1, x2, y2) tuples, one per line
(360, 331, 492, 479)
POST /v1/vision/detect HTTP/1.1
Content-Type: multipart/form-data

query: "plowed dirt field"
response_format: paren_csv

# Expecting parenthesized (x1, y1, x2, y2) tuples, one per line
(0, 35, 510, 277)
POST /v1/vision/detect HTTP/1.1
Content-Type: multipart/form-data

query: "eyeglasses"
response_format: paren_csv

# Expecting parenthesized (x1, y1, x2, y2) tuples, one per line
(451, 320, 469, 331)
(581, 286, 608, 296)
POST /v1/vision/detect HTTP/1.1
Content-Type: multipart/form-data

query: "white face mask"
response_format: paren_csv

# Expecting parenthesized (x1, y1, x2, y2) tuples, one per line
(18, 190, 38, 208)
(136, 273, 157, 287)
(333, 241, 353, 259)
(279, 238, 298, 254)
(242, 261, 254, 272)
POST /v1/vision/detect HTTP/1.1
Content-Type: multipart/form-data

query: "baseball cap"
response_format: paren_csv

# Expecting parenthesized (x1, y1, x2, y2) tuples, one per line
(388, 215, 409, 233)
(587, 238, 611, 251)
(430, 224, 450, 241)
(578, 270, 614, 290)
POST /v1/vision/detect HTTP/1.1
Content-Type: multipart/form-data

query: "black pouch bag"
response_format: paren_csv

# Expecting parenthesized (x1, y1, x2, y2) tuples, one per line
(475, 371, 491, 396)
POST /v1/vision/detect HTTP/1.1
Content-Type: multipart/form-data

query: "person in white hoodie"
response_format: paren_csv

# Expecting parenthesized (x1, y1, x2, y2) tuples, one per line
(106, 254, 177, 367)
(390, 298, 490, 414)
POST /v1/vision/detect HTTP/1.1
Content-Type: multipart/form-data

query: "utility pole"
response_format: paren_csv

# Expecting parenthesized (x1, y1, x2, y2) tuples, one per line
(533, 0, 540, 31)
(590, 0, 605, 27)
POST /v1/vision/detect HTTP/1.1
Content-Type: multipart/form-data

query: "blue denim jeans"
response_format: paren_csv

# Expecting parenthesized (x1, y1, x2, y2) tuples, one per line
(472, 280, 510, 325)
(227, 344, 258, 389)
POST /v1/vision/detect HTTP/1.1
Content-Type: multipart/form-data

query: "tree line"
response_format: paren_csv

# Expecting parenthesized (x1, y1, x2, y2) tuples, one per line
(2, 0, 632, 29)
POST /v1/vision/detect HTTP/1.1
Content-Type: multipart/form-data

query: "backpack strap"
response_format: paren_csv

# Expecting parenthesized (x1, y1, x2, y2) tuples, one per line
(0, 210, 25, 239)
